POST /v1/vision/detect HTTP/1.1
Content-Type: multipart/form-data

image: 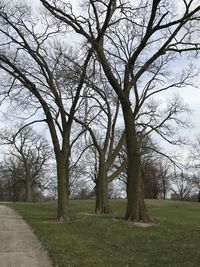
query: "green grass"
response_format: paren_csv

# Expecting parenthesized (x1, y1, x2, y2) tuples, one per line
(3, 200, 200, 267)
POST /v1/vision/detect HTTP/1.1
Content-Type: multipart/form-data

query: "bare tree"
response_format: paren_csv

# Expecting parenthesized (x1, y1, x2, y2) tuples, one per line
(0, 157, 24, 201)
(143, 157, 170, 199)
(159, 162, 171, 200)
(0, 1, 92, 220)
(189, 135, 200, 201)
(171, 171, 194, 200)
(191, 174, 200, 202)
(41, 0, 200, 221)
(0, 126, 51, 202)
(73, 83, 126, 213)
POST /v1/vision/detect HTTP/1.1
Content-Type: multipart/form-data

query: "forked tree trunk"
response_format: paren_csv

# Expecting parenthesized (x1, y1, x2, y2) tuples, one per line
(95, 158, 112, 214)
(122, 103, 149, 221)
(56, 153, 69, 220)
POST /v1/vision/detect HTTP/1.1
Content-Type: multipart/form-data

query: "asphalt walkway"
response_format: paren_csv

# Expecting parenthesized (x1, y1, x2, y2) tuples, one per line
(0, 205, 53, 267)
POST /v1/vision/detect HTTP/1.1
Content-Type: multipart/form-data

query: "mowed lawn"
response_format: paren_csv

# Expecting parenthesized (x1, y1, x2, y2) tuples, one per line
(4, 200, 200, 267)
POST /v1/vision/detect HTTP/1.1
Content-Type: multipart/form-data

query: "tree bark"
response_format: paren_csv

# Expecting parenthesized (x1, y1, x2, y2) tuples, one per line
(95, 157, 112, 214)
(56, 153, 68, 220)
(122, 102, 149, 221)
(163, 186, 166, 200)
(139, 169, 150, 221)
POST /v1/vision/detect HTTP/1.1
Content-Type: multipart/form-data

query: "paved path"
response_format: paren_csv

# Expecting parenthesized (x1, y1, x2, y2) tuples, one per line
(0, 205, 53, 267)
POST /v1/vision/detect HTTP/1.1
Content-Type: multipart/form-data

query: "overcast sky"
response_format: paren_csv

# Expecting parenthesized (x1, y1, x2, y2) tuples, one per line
(31, 0, 200, 156)
(1, 0, 200, 160)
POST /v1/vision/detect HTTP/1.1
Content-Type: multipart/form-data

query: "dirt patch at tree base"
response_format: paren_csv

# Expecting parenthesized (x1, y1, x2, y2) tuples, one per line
(132, 222, 157, 227)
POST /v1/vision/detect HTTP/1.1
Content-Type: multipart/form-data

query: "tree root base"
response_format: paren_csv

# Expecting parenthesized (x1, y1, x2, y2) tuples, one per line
(95, 207, 112, 215)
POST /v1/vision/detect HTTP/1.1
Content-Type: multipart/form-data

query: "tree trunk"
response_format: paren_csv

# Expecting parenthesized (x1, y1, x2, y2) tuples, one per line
(153, 186, 158, 199)
(163, 186, 166, 200)
(139, 169, 150, 221)
(95, 157, 112, 214)
(198, 190, 200, 202)
(25, 175, 32, 202)
(122, 103, 149, 221)
(56, 153, 68, 220)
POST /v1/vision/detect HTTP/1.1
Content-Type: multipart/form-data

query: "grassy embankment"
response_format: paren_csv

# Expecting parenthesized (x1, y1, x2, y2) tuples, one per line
(4, 200, 200, 267)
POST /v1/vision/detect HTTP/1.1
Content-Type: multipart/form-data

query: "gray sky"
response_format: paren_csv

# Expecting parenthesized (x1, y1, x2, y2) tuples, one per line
(37, 0, 200, 158)
(1, 0, 200, 161)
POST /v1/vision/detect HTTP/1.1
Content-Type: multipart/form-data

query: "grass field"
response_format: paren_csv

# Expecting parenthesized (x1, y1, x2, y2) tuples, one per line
(5, 200, 200, 267)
